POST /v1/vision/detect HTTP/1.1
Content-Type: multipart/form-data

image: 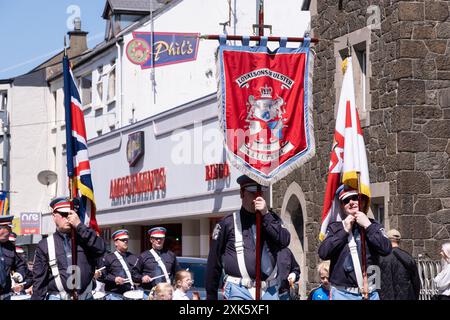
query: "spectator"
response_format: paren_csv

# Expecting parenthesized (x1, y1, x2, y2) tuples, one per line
(379, 229, 420, 300)
(308, 261, 331, 300)
(433, 242, 450, 300)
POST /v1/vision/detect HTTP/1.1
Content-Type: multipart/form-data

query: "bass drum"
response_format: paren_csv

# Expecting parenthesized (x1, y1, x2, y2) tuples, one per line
(10, 294, 31, 301)
(123, 290, 145, 300)
(92, 291, 107, 300)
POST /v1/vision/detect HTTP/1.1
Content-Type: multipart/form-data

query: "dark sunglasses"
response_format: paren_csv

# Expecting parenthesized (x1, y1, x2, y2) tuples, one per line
(342, 195, 359, 205)
(55, 211, 69, 218)
(116, 238, 128, 242)
(243, 185, 269, 193)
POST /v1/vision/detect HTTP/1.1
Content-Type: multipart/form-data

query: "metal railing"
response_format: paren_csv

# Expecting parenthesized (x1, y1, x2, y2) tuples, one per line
(416, 254, 442, 300)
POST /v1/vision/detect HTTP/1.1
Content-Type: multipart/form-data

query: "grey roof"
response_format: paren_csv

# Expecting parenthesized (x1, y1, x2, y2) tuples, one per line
(102, 0, 169, 18)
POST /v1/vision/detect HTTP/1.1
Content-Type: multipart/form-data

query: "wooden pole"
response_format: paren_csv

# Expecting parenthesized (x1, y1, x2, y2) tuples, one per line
(199, 34, 319, 43)
(69, 177, 78, 300)
(357, 172, 369, 300)
(254, 0, 264, 301)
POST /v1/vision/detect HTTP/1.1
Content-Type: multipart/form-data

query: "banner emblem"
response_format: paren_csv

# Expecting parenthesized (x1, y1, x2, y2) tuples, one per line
(217, 38, 315, 185)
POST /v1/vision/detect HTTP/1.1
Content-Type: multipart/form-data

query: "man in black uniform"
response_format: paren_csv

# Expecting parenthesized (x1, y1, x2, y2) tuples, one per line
(132, 226, 181, 298)
(318, 185, 391, 300)
(277, 247, 300, 300)
(99, 229, 140, 300)
(379, 229, 420, 300)
(31, 197, 106, 300)
(206, 175, 291, 300)
(0, 215, 27, 300)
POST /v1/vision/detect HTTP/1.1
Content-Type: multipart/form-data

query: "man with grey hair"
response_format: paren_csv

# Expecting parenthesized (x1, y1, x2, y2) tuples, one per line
(379, 229, 420, 300)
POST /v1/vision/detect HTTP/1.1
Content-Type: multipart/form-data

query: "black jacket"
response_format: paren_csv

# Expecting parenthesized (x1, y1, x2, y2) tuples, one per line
(31, 224, 106, 300)
(99, 251, 140, 294)
(277, 247, 300, 293)
(318, 220, 391, 288)
(379, 247, 420, 300)
(0, 242, 27, 295)
(205, 208, 291, 300)
(132, 248, 181, 290)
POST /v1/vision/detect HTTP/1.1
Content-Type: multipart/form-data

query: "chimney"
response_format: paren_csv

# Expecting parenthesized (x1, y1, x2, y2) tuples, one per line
(67, 17, 88, 57)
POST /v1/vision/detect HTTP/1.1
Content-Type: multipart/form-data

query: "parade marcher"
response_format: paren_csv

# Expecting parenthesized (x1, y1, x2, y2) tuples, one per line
(308, 261, 331, 300)
(172, 269, 199, 300)
(206, 175, 291, 300)
(0, 215, 27, 300)
(379, 229, 420, 300)
(132, 226, 181, 296)
(31, 197, 106, 300)
(318, 185, 391, 300)
(277, 247, 300, 300)
(99, 229, 140, 300)
(433, 242, 450, 300)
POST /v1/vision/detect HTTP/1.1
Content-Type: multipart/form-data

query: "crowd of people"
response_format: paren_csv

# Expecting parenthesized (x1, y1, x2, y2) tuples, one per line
(0, 175, 449, 300)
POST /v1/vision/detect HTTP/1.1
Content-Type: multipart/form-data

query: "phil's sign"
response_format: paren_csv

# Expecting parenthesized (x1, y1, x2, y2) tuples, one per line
(126, 32, 199, 68)
(20, 212, 41, 235)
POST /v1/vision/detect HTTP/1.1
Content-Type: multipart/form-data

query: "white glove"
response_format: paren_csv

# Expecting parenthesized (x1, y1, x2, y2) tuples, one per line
(12, 272, 23, 283)
(287, 272, 296, 283)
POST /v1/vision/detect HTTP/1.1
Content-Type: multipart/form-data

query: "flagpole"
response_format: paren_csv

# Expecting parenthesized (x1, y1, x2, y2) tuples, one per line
(253, 0, 265, 301)
(64, 37, 78, 300)
(357, 172, 369, 300)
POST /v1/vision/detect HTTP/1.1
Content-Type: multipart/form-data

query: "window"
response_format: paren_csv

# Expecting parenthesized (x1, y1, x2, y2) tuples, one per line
(52, 91, 57, 125)
(79, 73, 92, 106)
(334, 27, 372, 126)
(0, 91, 7, 111)
(96, 67, 103, 105)
(370, 199, 385, 227)
(107, 65, 116, 102)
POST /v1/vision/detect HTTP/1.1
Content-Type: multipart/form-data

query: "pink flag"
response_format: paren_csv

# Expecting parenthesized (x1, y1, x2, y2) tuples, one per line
(319, 58, 371, 240)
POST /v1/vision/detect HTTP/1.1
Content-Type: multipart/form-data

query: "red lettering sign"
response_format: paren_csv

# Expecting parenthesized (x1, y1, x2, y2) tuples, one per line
(205, 163, 230, 181)
(109, 167, 167, 199)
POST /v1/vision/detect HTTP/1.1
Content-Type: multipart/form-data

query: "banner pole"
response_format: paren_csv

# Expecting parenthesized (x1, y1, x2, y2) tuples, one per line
(357, 172, 369, 299)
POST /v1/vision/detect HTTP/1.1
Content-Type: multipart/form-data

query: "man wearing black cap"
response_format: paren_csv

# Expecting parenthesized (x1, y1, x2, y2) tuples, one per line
(31, 197, 106, 300)
(99, 229, 140, 300)
(318, 185, 391, 300)
(132, 226, 181, 296)
(206, 175, 291, 300)
(0, 215, 27, 300)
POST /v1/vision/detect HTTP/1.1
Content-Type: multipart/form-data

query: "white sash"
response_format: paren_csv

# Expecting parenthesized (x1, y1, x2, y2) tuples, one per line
(114, 251, 135, 289)
(347, 231, 364, 292)
(47, 234, 69, 300)
(149, 249, 170, 283)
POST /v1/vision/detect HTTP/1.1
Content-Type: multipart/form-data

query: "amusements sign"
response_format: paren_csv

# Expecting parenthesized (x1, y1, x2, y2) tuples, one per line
(126, 32, 200, 68)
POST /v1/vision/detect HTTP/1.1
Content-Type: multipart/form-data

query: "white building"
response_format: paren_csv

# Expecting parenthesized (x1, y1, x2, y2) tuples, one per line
(6, 0, 310, 262)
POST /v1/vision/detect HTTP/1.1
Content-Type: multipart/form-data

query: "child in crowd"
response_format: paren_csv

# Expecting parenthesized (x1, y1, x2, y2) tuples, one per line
(172, 269, 199, 300)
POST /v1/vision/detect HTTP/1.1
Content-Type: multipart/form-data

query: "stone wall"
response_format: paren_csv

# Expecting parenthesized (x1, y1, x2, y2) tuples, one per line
(272, 0, 450, 291)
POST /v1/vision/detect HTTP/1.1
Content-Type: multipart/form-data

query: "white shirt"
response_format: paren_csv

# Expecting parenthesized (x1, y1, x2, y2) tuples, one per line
(434, 263, 450, 296)
(172, 288, 193, 300)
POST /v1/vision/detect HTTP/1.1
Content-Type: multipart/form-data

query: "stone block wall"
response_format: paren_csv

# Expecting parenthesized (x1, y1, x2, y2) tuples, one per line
(272, 0, 450, 291)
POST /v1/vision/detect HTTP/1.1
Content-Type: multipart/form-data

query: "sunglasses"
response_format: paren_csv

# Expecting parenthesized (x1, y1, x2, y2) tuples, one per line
(342, 195, 359, 205)
(55, 211, 70, 218)
(243, 185, 269, 193)
(116, 238, 128, 242)
(0, 225, 11, 230)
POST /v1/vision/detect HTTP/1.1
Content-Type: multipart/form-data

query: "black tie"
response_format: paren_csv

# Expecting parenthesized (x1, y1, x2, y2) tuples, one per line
(63, 234, 73, 272)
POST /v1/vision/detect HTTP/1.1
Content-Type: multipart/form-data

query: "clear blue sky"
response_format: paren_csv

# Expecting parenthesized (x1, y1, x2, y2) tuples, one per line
(0, 0, 107, 79)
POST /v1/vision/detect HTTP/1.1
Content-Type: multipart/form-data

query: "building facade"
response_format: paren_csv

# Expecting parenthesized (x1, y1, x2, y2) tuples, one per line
(272, 0, 450, 294)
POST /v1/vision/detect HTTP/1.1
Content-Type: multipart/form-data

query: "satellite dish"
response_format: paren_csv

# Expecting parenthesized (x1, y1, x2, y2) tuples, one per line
(37, 170, 58, 186)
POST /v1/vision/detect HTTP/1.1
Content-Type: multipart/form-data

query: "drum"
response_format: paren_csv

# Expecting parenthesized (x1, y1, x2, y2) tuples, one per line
(92, 291, 106, 300)
(10, 294, 31, 301)
(123, 290, 144, 300)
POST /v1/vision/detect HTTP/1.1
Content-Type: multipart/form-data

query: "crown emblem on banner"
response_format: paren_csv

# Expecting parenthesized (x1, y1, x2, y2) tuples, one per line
(260, 85, 273, 98)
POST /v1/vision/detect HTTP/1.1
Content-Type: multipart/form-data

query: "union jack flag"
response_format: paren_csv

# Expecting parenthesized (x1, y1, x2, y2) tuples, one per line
(0, 191, 9, 216)
(63, 55, 99, 233)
